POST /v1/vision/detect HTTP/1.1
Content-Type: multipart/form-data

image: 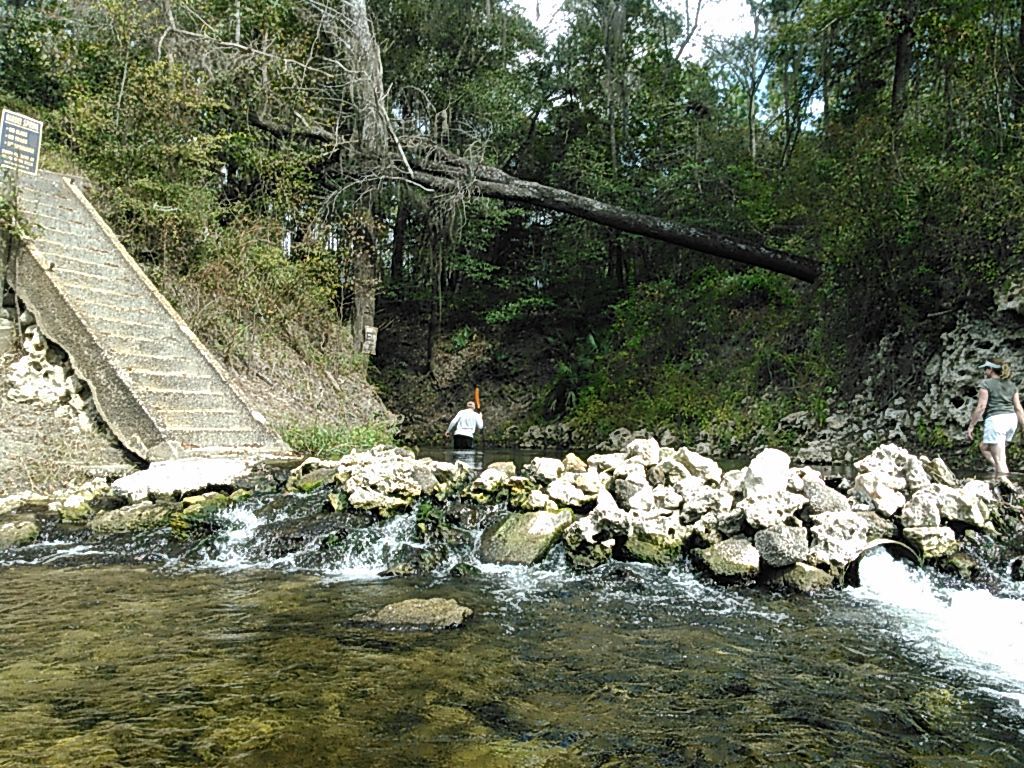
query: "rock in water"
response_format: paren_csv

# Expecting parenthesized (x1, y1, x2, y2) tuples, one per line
(353, 598, 472, 630)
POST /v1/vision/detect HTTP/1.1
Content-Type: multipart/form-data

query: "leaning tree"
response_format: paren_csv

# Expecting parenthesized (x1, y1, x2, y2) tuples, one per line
(159, 0, 820, 351)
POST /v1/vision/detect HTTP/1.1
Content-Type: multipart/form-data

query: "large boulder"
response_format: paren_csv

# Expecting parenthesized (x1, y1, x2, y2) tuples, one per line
(546, 477, 590, 508)
(801, 478, 852, 517)
(612, 462, 652, 508)
(624, 437, 661, 466)
(479, 509, 573, 564)
(740, 448, 791, 497)
(781, 562, 836, 593)
(562, 516, 616, 569)
(676, 447, 722, 485)
(521, 457, 564, 484)
(738, 490, 807, 530)
(808, 509, 870, 567)
(87, 500, 172, 534)
(901, 487, 945, 528)
(851, 470, 906, 518)
(467, 462, 516, 501)
(940, 480, 994, 530)
(674, 476, 734, 524)
(112, 457, 258, 501)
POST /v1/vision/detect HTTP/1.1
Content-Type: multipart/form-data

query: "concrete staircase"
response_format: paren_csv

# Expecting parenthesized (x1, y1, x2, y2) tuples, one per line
(5, 170, 291, 461)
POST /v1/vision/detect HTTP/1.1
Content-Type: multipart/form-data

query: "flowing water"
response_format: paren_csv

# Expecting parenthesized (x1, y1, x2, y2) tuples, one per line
(2, 454, 1024, 767)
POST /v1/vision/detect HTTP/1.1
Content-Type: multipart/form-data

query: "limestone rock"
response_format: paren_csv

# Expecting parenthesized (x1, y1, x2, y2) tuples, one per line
(851, 470, 906, 518)
(112, 457, 257, 501)
(695, 537, 761, 580)
(676, 447, 723, 485)
(781, 562, 835, 593)
(738, 490, 807, 530)
(546, 477, 589, 508)
(87, 501, 170, 534)
(0, 518, 39, 549)
(902, 526, 959, 560)
(562, 452, 588, 473)
(674, 476, 734, 524)
(902, 487, 945, 528)
(754, 525, 810, 567)
(521, 457, 564, 484)
(354, 598, 472, 629)
(808, 509, 869, 566)
(740, 448, 791, 497)
(802, 478, 852, 517)
(468, 462, 516, 500)
(479, 509, 573, 564)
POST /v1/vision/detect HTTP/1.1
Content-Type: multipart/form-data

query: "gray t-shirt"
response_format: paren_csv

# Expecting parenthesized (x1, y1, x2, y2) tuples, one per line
(981, 378, 1018, 418)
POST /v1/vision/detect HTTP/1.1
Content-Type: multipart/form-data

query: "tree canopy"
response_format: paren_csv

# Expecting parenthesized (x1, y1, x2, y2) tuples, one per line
(2, 0, 1022, 445)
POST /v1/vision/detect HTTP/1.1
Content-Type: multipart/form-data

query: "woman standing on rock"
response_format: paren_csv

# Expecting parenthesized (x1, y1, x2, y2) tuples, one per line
(966, 358, 1024, 478)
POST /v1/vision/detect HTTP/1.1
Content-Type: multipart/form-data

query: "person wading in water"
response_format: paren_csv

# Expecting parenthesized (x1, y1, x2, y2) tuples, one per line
(445, 400, 483, 449)
(966, 358, 1024, 480)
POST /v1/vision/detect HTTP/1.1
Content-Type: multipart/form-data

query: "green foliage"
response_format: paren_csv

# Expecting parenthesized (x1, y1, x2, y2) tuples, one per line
(484, 296, 557, 326)
(449, 325, 475, 352)
(282, 421, 397, 459)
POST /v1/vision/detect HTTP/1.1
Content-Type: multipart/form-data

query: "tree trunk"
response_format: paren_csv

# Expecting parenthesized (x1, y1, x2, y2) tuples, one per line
(390, 201, 408, 284)
(890, 2, 916, 126)
(406, 156, 821, 282)
(346, 0, 389, 352)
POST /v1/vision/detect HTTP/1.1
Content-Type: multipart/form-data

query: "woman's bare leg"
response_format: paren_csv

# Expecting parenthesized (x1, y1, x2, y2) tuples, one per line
(980, 442, 998, 473)
(991, 441, 1010, 476)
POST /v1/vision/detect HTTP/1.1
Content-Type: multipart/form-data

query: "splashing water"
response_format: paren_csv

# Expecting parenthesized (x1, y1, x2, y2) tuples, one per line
(851, 549, 1024, 705)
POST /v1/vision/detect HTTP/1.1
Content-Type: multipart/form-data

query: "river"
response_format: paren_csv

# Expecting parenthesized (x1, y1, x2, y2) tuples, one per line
(1, 449, 1022, 767)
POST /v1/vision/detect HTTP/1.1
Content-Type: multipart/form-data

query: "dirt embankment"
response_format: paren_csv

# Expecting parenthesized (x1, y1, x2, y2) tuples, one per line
(371, 306, 555, 446)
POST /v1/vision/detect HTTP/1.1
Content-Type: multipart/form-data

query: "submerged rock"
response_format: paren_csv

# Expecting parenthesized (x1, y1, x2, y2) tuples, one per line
(354, 597, 473, 629)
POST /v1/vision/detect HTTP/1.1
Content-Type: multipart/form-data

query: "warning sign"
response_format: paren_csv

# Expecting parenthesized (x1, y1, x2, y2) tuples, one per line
(0, 109, 43, 175)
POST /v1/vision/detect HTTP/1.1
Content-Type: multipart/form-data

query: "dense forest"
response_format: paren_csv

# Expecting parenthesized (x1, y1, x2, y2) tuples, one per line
(1, 0, 1022, 455)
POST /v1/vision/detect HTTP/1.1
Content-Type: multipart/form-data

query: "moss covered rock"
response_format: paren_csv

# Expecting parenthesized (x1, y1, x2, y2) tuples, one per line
(479, 510, 573, 564)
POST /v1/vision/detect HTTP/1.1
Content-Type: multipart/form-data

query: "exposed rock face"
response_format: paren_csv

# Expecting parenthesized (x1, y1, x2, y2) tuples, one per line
(353, 598, 473, 629)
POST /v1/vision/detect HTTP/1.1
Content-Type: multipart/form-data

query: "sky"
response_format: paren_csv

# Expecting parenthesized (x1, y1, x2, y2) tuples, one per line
(511, 0, 754, 58)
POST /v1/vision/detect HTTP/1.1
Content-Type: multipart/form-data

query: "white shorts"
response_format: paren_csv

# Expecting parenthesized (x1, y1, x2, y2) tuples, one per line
(983, 412, 1018, 445)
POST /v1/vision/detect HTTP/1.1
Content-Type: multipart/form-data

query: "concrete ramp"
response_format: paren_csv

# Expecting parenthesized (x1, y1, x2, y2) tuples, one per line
(5, 170, 292, 461)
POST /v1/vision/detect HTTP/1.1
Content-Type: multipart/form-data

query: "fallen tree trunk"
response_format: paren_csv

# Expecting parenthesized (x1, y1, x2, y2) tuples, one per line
(407, 158, 821, 283)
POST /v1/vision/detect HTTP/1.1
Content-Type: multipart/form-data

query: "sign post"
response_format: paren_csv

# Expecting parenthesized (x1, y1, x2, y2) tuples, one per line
(0, 109, 43, 175)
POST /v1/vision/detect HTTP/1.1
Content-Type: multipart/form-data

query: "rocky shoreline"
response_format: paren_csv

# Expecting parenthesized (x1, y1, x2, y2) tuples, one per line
(2, 440, 1022, 594)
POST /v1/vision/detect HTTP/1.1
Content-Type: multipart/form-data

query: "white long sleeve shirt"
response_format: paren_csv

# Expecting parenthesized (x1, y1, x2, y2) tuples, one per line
(447, 408, 483, 437)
